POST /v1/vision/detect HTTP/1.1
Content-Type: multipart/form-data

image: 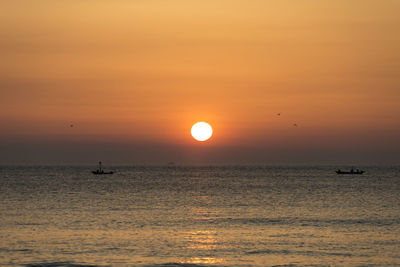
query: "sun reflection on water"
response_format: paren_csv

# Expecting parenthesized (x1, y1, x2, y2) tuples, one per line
(186, 230, 220, 250)
(181, 230, 225, 265)
(184, 256, 224, 265)
(178, 195, 226, 265)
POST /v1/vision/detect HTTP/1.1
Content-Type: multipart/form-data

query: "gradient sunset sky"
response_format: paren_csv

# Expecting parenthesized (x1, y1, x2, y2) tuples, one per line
(1, 1, 399, 164)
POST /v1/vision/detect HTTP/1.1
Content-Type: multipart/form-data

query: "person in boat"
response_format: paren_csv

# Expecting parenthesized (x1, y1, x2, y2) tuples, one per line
(337, 169, 341, 173)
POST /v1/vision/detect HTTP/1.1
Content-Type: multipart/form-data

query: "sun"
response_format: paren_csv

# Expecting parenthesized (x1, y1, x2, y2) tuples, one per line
(191, 122, 213, 142)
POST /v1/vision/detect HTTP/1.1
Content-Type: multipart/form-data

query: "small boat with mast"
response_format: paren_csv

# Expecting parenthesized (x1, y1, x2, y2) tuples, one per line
(92, 161, 114, 175)
(336, 167, 364, 175)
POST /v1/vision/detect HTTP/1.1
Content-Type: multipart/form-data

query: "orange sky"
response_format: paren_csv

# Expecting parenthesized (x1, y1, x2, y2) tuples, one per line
(1, 1, 399, 164)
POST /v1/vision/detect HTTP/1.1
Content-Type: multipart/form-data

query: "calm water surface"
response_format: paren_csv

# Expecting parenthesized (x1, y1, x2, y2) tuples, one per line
(0, 166, 399, 266)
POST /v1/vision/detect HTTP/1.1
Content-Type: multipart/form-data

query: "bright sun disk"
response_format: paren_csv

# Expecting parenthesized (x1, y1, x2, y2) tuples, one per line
(191, 122, 213, 141)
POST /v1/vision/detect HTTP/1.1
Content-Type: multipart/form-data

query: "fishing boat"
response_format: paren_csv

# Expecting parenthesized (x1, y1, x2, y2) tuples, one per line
(336, 168, 364, 175)
(92, 161, 114, 175)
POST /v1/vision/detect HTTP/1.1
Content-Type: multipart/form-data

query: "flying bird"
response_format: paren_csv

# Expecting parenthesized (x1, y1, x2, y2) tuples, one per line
(70, 124, 74, 128)
(277, 113, 281, 116)
(293, 123, 298, 127)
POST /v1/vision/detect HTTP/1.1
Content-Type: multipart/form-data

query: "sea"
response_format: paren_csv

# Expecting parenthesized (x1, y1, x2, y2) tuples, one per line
(0, 165, 399, 267)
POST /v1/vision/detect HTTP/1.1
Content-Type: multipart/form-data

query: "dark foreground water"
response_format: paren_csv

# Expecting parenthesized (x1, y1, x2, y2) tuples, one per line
(0, 166, 399, 266)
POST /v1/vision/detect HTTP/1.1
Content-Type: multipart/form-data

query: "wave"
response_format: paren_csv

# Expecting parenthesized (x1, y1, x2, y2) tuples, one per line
(144, 264, 222, 267)
(199, 217, 400, 227)
(25, 262, 109, 267)
(0, 248, 33, 253)
(25, 262, 221, 267)
(246, 249, 352, 257)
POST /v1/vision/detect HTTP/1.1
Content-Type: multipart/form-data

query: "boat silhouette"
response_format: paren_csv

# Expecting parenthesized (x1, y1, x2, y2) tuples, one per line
(92, 161, 114, 175)
(336, 168, 364, 175)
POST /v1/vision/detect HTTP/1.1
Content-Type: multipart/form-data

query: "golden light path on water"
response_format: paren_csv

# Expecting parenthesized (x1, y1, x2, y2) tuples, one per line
(180, 196, 224, 265)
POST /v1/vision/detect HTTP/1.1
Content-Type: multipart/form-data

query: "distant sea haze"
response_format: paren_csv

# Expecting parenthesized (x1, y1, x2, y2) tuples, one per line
(1, 138, 399, 165)
(1, 165, 399, 266)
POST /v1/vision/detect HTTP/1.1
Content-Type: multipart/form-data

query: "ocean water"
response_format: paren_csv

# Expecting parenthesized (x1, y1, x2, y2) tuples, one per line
(0, 165, 399, 267)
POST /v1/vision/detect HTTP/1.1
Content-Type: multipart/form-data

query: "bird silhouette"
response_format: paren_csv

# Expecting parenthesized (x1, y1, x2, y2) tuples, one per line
(277, 113, 281, 116)
(293, 123, 298, 127)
